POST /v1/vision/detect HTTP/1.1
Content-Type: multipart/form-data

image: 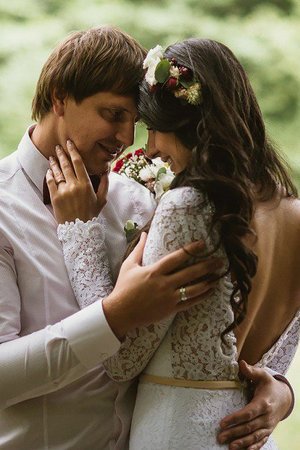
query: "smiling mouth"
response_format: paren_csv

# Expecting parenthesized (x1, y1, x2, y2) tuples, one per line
(97, 143, 120, 160)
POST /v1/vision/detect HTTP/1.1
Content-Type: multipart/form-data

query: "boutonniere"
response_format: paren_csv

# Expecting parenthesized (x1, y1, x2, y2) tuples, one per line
(113, 148, 175, 201)
(124, 220, 139, 243)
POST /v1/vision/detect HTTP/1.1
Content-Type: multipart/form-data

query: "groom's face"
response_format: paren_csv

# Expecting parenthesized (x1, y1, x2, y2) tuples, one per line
(57, 91, 138, 175)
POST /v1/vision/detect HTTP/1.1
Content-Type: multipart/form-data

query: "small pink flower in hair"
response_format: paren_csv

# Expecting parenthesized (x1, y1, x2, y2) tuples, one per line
(179, 66, 193, 81)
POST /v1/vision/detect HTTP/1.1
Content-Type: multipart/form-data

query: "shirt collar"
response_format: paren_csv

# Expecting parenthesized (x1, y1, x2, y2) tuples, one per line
(17, 126, 50, 195)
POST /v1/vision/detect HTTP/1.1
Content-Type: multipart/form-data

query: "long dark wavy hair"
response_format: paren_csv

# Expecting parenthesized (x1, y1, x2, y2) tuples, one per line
(138, 38, 297, 337)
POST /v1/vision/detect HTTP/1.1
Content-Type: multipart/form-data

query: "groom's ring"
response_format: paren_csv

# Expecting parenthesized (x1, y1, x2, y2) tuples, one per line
(179, 286, 188, 302)
(56, 177, 66, 185)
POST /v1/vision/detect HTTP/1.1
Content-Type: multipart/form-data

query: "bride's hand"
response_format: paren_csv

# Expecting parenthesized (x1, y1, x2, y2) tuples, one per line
(46, 140, 109, 224)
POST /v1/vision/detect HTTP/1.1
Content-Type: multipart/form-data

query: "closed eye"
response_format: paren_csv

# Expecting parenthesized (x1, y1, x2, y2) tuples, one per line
(99, 108, 127, 123)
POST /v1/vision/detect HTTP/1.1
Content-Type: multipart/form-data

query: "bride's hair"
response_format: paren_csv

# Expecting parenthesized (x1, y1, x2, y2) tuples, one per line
(138, 38, 297, 337)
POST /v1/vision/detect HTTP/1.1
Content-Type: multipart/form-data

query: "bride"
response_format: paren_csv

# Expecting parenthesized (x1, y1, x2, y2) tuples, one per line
(47, 39, 299, 449)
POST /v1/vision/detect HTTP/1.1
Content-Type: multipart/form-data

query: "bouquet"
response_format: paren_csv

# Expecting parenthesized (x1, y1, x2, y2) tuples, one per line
(113, 148, 175, 201)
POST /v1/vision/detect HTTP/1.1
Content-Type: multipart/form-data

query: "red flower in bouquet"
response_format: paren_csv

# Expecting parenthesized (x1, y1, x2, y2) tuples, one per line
(112, 147, 175, 201)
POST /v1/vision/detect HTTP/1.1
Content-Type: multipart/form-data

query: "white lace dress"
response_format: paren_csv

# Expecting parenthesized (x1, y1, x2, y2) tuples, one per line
(58, 187, 300, 450)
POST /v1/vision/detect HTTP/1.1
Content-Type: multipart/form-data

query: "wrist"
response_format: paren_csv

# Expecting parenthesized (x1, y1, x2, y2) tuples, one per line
(102, 294, 130, 341)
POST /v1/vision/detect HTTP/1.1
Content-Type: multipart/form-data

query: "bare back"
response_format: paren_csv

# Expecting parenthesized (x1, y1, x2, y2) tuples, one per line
(236, 194, 300, 364)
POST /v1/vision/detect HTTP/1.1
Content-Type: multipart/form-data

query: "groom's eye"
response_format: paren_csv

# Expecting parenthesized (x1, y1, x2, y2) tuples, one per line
(100, 108, 126, 123)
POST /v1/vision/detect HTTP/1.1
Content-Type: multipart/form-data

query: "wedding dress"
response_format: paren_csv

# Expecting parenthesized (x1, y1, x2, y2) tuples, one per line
(58, 186, 300, 450)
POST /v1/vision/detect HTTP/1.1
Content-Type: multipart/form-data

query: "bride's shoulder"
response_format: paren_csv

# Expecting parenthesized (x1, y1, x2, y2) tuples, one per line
(158, 186, 206, 211)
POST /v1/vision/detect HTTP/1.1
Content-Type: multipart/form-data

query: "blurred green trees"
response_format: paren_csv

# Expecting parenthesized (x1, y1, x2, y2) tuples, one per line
(0, 0, 299, 180)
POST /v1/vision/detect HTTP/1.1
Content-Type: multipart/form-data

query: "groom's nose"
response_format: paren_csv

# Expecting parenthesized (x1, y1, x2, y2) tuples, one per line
(115, 119, 135, 149)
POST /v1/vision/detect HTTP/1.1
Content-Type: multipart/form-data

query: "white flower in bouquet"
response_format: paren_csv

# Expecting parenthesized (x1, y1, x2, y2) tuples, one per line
(149, 158, 167, 176)
(154, 171, 175, 200)
(124, 166, 132, 178)
(139, 166, 156, 182)
(113, 148, 175, 201)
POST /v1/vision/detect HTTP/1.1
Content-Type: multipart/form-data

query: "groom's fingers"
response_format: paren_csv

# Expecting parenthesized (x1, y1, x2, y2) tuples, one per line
(219, 402, 263, 432)
(228, 428, 269, 450)
(125, 232, 147, 265)
(176, 278, 217, 303)
(218, 414, 267, 445)
(175, 287, 215, 312)
(170, 257, 224, 289)
(245, 435, 269, 450)
(152, 241, 206, 275)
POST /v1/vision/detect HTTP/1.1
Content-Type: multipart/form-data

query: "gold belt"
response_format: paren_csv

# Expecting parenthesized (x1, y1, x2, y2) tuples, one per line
(139, 374, 242, 390)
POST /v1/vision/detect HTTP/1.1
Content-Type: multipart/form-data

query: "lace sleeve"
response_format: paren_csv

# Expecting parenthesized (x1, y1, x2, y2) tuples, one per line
(57, 217, 113, 309)
(104, 187, 222, 382)
(255, 309, 300, 375)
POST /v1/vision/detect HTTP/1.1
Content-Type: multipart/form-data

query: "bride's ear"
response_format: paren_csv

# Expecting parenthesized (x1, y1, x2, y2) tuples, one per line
(51, 89, 67, 117)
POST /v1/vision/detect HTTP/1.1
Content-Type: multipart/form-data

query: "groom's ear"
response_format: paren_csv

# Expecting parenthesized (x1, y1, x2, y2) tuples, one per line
(51, 89, 67, 117)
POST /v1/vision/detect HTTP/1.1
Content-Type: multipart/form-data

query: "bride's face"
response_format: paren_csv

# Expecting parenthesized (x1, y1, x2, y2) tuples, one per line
(146, 130, 191, 174)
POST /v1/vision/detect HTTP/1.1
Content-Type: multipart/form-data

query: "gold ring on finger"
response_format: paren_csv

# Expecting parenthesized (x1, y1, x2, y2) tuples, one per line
(56, 177, 66, 185)
(179, 286, 188, 302)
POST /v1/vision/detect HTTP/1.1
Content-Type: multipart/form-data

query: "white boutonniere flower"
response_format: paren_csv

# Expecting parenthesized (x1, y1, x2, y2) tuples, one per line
(124, 220, 139, 243)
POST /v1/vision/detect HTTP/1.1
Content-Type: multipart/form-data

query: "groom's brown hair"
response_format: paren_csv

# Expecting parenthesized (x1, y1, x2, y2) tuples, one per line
(31, 26, 146, 121)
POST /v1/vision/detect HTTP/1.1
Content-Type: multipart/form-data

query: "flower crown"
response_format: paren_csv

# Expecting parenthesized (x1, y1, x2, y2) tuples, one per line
(143, 45, 202, 106)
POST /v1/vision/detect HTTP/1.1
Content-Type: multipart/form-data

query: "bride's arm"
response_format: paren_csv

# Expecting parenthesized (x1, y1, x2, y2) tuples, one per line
(255, 309, 300, 375)
(57, 217, 113, 309)
(104, 187, 222, 381)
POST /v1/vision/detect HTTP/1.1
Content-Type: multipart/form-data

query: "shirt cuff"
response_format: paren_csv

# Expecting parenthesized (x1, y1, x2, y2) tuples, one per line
(265, 368, 295, 420)
(62, 301, 121, 368)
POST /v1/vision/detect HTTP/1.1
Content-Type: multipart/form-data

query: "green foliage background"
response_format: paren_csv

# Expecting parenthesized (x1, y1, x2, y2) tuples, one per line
(0, 1, 299, 448)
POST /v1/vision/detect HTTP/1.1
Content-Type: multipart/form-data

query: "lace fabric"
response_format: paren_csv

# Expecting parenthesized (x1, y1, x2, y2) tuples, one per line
(57, 217, 113, 309)
(130, 384, 277, 450)
(256, 309, 300, 373)
(104, 187, 239, 382)
(57, 187, 298, 449)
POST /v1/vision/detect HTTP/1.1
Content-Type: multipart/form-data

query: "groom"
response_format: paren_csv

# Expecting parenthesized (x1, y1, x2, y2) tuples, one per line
(0, 26, 293, 450)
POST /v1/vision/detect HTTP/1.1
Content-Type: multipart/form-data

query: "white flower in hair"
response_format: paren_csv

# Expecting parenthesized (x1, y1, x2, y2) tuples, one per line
(143, 45, 164, 69)
(169, 66, 180, 78)
(143, 45, 164, 86)
(143, 44, 202, 106)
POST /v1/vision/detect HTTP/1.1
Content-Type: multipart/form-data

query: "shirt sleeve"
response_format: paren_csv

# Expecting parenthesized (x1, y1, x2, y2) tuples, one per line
(264, 368, 295, 420)
(0, 240, 120, 410)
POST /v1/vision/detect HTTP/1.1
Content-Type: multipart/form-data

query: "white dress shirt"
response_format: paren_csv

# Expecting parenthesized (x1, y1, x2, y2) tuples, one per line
(0, 128, 156, 449)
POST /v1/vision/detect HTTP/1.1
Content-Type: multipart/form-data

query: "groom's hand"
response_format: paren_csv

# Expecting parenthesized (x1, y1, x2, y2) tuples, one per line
(217, 360, 292, 450)
(103, 232, 223, 340)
